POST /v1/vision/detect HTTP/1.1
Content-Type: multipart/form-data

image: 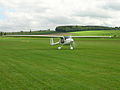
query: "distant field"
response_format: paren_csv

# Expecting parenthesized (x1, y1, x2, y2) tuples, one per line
(0, 37, 120, 90)
(70, 30, 120, 37)
(4, 30, 120, 37)
(6, 31, 58, 35)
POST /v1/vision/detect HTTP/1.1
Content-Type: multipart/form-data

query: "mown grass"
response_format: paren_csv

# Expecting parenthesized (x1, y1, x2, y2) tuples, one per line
(0, 37, 120, 90)
(70, 30, 120, 37)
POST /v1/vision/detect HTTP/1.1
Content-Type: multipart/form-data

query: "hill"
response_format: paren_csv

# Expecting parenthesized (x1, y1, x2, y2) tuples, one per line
(1, 28, 120, 38)
(70, 30, 120, 37)
(56, 25, 120, 32)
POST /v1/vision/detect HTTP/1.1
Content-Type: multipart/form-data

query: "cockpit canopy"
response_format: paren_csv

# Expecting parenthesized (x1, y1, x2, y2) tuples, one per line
(64, 36, 70, 40)
(60, 36, 70, 43)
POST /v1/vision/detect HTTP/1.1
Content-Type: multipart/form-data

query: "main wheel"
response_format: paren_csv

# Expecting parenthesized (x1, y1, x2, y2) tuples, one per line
(70, 47, 73, 50)
(58, 47, 61, 50)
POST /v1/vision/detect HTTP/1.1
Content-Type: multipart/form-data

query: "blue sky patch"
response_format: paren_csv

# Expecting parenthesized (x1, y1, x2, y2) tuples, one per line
(0, 7, 6, 20)
(0, 7, 15, 20)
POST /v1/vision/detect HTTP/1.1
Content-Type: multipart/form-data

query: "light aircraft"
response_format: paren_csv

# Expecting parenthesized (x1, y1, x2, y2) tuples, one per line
(6, 35, 112, 50)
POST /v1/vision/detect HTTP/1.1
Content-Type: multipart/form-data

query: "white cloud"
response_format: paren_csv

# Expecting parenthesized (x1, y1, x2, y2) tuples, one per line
(0, 0, 120, 32)
(102, 0, 120, 11)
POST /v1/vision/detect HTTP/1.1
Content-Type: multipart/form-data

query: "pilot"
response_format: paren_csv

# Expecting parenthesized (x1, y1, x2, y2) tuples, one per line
(60, 37, 64, 43)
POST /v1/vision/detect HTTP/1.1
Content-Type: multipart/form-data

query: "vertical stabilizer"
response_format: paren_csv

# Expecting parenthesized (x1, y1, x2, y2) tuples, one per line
(50, 38, 54, 45)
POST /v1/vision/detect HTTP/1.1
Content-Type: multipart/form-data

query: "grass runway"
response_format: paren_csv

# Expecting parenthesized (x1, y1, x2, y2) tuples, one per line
(0, 37, 120, 90)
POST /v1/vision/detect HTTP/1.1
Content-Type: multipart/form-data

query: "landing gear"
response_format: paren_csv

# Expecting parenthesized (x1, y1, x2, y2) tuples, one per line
(70, 47, 73, 50)
(58, 47, 62, 50)
(70, 44, 74, 50)
(57, 44, 74, 50)
(58, 45, 63, 50)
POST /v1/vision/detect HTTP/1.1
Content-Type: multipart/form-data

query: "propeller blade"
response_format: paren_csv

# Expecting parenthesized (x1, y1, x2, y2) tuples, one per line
(72, 41, 76, 48)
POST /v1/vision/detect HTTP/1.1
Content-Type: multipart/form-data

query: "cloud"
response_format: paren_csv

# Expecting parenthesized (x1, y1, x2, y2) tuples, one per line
(102, 1, 120, 11)
(0, 0, 120, 32)
(46, 16, 79, 24)
(74, 10, 111, 19)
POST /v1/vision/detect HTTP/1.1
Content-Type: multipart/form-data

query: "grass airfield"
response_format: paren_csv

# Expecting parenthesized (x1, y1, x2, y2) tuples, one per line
(0, 37, 120, 90)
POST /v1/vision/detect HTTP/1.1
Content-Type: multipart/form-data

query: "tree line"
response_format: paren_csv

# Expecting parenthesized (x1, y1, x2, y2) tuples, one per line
(55, 25, 120, 32)
(0, 29, 52, 36)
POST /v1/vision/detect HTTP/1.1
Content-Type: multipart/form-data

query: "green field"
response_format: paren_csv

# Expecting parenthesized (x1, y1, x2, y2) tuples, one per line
(0, 37, 120, 90)
(70, 30, 120, 37)
(4, 30, 120, 37)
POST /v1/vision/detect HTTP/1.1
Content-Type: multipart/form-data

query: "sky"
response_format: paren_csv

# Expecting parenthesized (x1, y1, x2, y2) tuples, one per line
(0, 0, 120, 32)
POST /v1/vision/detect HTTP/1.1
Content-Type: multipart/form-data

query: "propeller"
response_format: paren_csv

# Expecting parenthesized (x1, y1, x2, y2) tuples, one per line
(72, 41, 76, 48)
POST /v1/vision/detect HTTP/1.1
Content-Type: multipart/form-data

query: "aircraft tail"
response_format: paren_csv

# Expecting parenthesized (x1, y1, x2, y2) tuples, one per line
(50, 38, 54, 45)
(50, 38, 60, 45)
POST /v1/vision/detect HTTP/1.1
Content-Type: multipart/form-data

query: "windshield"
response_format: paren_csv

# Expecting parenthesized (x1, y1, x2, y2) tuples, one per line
(64, 36, 70, 39)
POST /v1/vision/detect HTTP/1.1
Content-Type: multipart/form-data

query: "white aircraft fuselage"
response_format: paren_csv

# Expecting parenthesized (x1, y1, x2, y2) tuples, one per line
(50, 36, 74, 49)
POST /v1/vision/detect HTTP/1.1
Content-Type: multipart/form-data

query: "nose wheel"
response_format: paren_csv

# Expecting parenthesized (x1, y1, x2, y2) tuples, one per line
(70, 47, 73, 50)
(58, 47, 62, 50)
(70, 44, 74, 50)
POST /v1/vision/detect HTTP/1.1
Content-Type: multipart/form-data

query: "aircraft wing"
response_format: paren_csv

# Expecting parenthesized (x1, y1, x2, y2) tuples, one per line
(5, 35, 112, 38)
(71, 36, 112, 38)
(5, 35, 63, 38)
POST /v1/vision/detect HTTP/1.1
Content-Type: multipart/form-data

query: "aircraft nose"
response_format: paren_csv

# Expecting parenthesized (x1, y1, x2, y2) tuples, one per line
(71, 39, 74, 42)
